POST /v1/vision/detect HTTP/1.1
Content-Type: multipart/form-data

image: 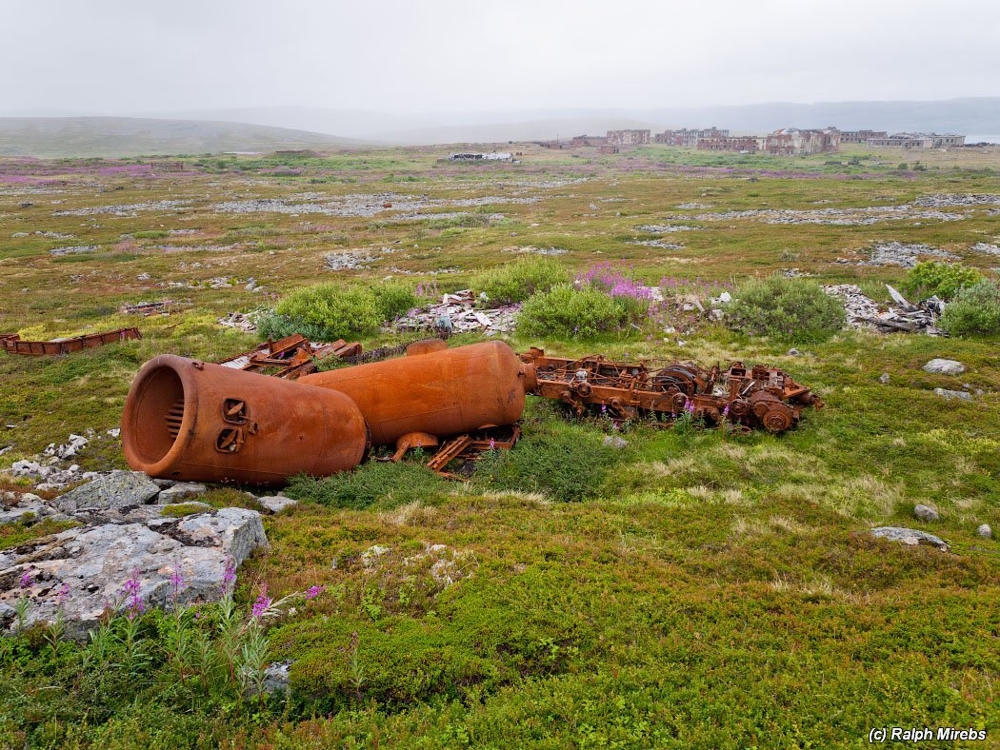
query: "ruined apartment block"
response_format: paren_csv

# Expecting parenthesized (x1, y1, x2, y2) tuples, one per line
(654, 128, 729, 146)
(606, 129, 651, 146)
(839, 130, 888, 143)
(697, 135, 761, 152)
(762, 127, 841, 156)
(866, 133, 966, 148)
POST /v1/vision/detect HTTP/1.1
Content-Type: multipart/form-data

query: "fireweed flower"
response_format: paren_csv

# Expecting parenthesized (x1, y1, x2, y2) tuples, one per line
(56, 582, 71, 605)
(169, 566, 186, 603)
(121, 568, 144, 619)
(305, 585, 326, 600)
(19, 569, 35, 589)
(251, 584, 272, 620)
(685, 398, 696, 414)
(221, 557, 237, 597)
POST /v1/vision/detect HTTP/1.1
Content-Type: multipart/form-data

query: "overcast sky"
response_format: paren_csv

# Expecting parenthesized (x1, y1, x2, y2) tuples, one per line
(3, 0, 998, 116)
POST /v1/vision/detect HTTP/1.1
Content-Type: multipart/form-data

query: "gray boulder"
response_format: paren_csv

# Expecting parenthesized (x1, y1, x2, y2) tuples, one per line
(914, 504, 940, 522)
(922, 358, 966, 376)
(55, 470, 160, 513)
(261, 660, 293, 695)
(0, 506, 268, 639)
(871, 526, 949, 551)
(977, 524, 992, 539)
(157, 482, 207, 504)
(934, 388, 972, 401)
(258, 496, 298, 514)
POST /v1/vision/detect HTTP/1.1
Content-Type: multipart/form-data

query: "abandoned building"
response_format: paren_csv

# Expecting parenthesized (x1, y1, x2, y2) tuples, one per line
(570, 134, 610, 148)
(654, 128, 729, 146)
(761, 127, 841, 156)
(697, 135, 761, 153)
(448, 152, 514, 162)
(866, 133, 966, 148)
(606, 129, 651, 146)
(839, 130, 889, 144)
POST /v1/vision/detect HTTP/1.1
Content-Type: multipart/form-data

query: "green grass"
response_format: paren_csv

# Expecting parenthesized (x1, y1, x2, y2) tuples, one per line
(1, 143, 999, 748)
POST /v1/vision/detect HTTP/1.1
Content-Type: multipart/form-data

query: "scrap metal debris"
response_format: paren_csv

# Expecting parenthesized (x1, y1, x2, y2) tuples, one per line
(824, 284, 944, 334)
(120, 300, 173, 316)
(392, 289, 518, 336)
(1, 327, 141, 356)
(521, 348, 822, 433)
(216, 333, 361, 380)
(217, 311, 258, 333)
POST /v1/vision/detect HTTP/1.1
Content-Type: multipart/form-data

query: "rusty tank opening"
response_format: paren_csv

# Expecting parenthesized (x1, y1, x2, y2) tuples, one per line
(128, 364, 185, 465)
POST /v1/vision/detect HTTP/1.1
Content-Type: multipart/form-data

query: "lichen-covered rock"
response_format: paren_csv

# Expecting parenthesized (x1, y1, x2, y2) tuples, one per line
(922, 358, 966, 376)
(977, 524, 993, 539)
(156, 482, 207, 504)
(913, 504, 940, 522)
(0, 507, 267, 639)
(258, 496, 298, 514)
(934, 388, 972, 401)
(55, 470, 160, 513)
(871, 526, 949, 551)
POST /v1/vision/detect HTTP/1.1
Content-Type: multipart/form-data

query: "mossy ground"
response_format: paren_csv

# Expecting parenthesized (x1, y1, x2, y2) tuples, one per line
(0, 143, 998, 748)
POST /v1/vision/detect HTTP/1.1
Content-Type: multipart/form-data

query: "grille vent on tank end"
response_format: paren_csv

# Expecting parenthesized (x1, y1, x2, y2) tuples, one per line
(165, 399, 185, 439)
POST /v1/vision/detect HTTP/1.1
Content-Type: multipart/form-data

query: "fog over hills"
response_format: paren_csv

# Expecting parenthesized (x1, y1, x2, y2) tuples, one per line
(159, 98, 1000, 144)
(0, 117, 366, 158)
(1, 98, 998, 157)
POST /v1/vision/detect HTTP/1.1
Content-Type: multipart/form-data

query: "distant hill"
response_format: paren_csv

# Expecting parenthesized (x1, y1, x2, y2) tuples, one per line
(0, 117, 368, 157)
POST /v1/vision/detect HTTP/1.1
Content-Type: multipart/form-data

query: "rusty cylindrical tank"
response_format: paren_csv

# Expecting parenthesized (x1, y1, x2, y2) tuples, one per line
(122, 354, 368, 485)
(299, 341, 537, 449)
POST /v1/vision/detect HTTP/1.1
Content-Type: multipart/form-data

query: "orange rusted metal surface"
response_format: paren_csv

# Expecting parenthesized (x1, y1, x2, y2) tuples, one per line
(216, 334, 361, 380)
(1, 327, 141, 356)
(520, 348, 821, 433)
(425, 425, 521, 477)
(299, 340, 536, 452)
(122, 354, 368, 485)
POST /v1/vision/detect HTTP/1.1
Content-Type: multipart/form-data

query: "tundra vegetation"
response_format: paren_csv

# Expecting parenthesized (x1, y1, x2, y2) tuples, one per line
(0, 142, 998, 748)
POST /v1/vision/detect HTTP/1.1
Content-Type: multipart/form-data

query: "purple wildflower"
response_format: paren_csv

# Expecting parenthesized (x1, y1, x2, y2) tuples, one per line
(121, 568, 144, 620)
(489, 438, 496, 450)
(684, 398, 696, 415)
(221, 557, 237, 597)
(20, 569, 35, 589)
(305, 585, 326, 600)
(251, 584, 272, 620)
(169, 566, 185, 603)
(722, 403, 730, 417)
(56, 582, 71, 606)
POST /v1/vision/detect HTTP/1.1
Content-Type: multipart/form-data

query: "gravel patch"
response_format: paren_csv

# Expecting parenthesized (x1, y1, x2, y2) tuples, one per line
(914, 194, 1000, 207)
(54, 200, 188, 217)
(862, 242, 960, 268)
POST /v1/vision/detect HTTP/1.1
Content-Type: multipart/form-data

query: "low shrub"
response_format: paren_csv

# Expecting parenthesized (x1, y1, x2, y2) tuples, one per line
(258, 282, 416, 342)
(474, 256, 569, 305)
(286, 461, 447, 511)
(474, 426, 624, 502)
(518, 284, 636, 340)
(727, 275, 845, 344)
(940, 279, 1000, 337)
(902, 261, 984, 301)
(372, 280, 417, 321)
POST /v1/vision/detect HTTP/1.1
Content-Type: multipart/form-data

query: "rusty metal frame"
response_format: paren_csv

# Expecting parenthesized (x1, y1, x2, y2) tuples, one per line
(216, 334, 361, 380)
(520, 348, 822, 433)
(0, 327, 142, 356)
